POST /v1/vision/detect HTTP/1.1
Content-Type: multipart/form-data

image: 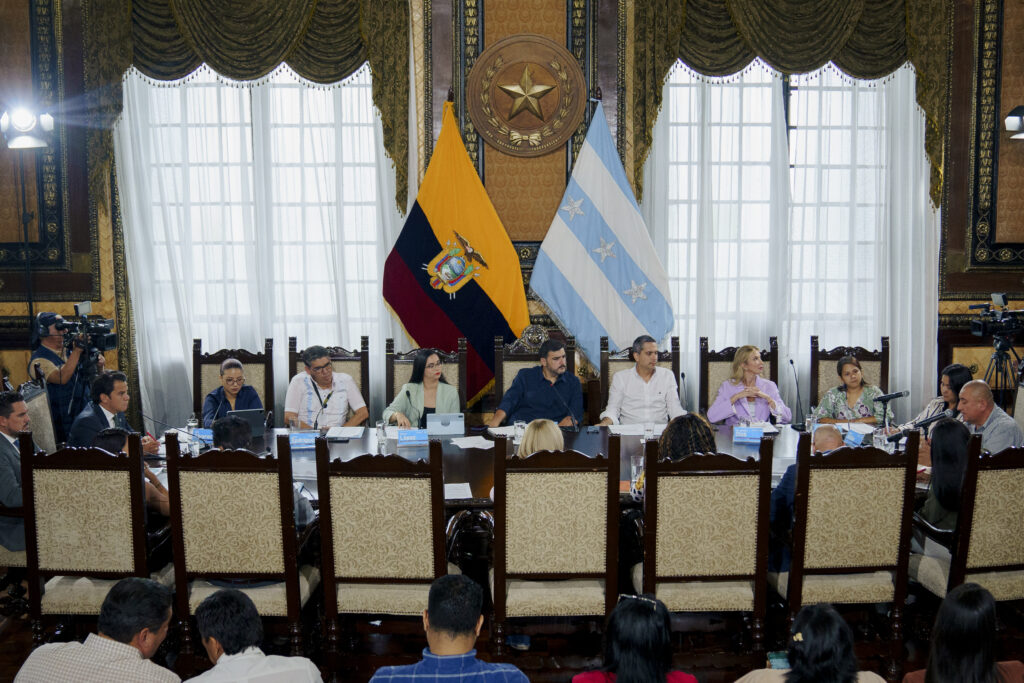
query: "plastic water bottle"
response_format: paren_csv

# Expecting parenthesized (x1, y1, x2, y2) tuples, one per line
(376, 420, 387, 453)
(185, 413, 200, 455)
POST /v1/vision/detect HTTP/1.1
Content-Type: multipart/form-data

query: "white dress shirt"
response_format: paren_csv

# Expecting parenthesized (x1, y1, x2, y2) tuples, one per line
(600, 366, 685, 425)
(100, 404, 117, 428)
(186, 647, 321, 682)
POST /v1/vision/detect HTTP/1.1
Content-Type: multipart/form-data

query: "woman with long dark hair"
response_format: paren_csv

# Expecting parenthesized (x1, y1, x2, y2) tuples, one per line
(736, 604, 884, 682)
(919, 418, 972, 531)
(902, 583, 1023, 683)
(572, 594, 696, 683)
(383, 348, 460, 428)
(659, 413, 717, 461)
(912, 364, 973, 434)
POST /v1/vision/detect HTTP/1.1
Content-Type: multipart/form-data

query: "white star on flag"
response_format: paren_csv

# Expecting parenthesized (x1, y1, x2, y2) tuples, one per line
(560, 196, 584, 221)
(623, 280, 648, 303)
(593, 237, 616, 263)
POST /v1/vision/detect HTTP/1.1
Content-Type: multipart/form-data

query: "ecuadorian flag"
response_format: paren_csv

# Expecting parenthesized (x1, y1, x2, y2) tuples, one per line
(383, 102, 529, 404)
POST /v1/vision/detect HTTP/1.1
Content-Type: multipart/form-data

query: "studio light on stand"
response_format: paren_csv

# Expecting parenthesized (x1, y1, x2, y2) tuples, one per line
(1, 107, 54, 327)
(1004, 105, 1024, 139)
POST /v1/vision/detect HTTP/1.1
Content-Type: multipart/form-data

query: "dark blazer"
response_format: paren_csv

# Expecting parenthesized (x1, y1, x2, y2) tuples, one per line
(0, 435, 25, 551)
(68, 402, 128, 447)
(202, 385, 263, 428)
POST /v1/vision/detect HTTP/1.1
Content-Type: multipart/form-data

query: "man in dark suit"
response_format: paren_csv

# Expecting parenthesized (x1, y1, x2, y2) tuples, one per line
(0, 391, 31, 553)
(68, 372, 158, 454)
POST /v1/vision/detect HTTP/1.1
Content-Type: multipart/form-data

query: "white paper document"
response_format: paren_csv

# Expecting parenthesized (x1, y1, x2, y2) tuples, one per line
(449, 436, 495, 450)
(744, 421, 779, 434)
(326, 426, 364, 439)
(385, 426, 400, 440)
(487, 426, 516, 437)
(607, 424, 667, 436)
(444, 482, 474, 499)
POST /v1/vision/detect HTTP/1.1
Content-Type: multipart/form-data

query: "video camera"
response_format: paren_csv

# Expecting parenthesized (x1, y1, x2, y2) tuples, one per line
(969, 293, 1023, 339)
(56, 302, 117, 378)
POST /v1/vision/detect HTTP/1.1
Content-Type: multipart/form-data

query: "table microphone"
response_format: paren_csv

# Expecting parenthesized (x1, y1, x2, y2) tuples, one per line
(313, 391, 334, 430)
(789, 359, 804, 431)
(139, 412, 209, 445)
(679, 371, 687, 410)
(886, 409, 955, 442)
(549, 382, 579, 432)
(875, 390, 910, 403)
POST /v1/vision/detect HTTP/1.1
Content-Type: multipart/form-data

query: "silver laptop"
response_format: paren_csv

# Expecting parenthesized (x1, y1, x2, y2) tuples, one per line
(426, 413, 465, 436)
(227, 409, 267, 437)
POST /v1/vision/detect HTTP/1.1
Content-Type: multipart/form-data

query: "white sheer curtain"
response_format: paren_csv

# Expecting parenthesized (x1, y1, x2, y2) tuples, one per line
(643, 61, 938, 421)
(115, 65, 404, 428)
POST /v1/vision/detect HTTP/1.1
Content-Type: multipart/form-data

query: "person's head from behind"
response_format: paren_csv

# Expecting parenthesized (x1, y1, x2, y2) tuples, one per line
(212, 415, 251, 450)
(538, 338, 567, 377)
(929, 418, 972, 512)
(97, 577, 172, 659)
(659, 413, 716, 461)
(92, 371, 130, 413)
(93, 427, 130, 455)
(730, 345, 764, 382)
(927, 583, 998, 683)
(940, 363, 973, 409)
(836, 356, 865, 391)
(0, 391, 29, 438)
(603, 594, 672, 682)
(423, 575, 483, 653)
(194, 589, 263, 665)
(410, 348, 447, 385)
(518, 419, 564, 456)
(786, 604, 859, 683)
(811, 425, 844, 453)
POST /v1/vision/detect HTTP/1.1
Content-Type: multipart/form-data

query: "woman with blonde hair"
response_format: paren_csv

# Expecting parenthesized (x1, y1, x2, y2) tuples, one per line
(518, 418, 564, 456)
(707, 345, 790, 425)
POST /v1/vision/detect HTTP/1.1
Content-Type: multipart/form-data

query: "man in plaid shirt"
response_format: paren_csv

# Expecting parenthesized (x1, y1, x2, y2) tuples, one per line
(369, 575, 527, 682)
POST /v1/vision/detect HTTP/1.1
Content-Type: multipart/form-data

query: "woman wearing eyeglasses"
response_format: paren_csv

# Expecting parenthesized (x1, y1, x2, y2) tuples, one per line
(383, 349, 460, 429)
(201, 358, 263, 428)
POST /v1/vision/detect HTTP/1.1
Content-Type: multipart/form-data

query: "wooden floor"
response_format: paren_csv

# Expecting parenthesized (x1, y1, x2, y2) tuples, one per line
(1, 594, 1022, 683)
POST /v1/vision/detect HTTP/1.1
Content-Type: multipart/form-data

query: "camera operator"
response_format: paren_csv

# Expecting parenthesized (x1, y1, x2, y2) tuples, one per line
(28, 312, 104, 443)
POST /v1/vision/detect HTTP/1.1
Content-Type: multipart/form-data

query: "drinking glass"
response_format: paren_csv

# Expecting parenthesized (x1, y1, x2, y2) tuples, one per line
(376, 420, 387, 452)
(513, 420, 526, 444)
(805, 410, 816, 433)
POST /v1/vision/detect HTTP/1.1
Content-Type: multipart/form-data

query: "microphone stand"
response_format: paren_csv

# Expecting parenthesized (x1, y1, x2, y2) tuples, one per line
(789, 359, 804, 432)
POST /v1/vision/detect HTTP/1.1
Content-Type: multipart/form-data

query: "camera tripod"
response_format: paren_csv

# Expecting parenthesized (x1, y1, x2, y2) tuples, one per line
(983, 335, 1022, 411)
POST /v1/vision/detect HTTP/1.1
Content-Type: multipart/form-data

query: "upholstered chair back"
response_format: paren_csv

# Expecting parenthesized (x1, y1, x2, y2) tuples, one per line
(192, 338, 274, 416)
(966, 468, 1024, 571)
(21, 385, 56, 453)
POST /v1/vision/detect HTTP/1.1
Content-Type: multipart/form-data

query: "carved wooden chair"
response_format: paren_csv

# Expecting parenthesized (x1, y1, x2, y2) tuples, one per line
(315, 438, 451, 668)
(21, 433, 171, 646)
(910, 437, 1024, 601)
(288, 336, 370, 417)
(385, 337, 468, 410)
(20, 381, 56, 453)
(492, 435, 619, 654)
(698, 337, 778, 417)
(493, 330, 577, 421)
(773, 431, 918, 678)
(166, 432, 319, 660)
(591, 336, 681, 424)
(637, 436, 773, 650)
(192, 338, 274, 417)
(809, 336, 889, 406)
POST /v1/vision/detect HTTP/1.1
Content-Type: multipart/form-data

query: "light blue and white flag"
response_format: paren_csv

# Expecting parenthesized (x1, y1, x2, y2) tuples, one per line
(529, 103, 673, 364)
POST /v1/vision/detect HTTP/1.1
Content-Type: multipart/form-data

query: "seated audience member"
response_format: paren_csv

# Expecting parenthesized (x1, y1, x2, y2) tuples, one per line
(957, 379, 1024, 453)
(369, 574, 527, 682)
(769, 425, 844, 572)
(918, 418, 971, 533)
(284, 345, 368, 430)
(0, 391, 32, 553)
(68, 371, 159, 454)
(518, 418, 564, 456)
(913, 363, 972, 436)
(735, 603, 885, 682)
(707, 345, 790, 426)
(15, 577, 178, 682)
(93, 428, 170, 516)
(487, 339, 582, 429)
(187, 589, 321, 682)
(572, 593, 697, 683)
(599, 335, 685, 426)
(211, 416, 314, 531)
(814, 356, 891, 426)
(658, 413, 717, 461)
(383, 348, 460, 428)
(201, 358, 263, 428)
(902, 583, 1024, 683)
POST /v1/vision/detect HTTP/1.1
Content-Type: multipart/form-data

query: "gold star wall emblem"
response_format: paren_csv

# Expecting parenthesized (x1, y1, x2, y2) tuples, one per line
(498, 66, 555, 121)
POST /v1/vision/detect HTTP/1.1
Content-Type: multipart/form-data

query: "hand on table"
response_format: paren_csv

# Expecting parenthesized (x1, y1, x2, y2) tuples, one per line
(392, 413, 411, 428)
(141, 435, 160, 455)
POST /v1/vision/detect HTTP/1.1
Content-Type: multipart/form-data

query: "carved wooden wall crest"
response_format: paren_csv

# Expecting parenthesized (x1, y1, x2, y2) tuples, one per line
(465, 34, 586, 158)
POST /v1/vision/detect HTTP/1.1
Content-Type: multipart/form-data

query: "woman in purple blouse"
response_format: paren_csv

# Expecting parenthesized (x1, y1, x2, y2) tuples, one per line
(706, 345, 791, 426)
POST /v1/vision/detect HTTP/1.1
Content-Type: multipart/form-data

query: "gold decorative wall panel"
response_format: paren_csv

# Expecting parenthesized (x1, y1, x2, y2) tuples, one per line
(0, 0, 38, 243)
(995, 1, 1024, 243)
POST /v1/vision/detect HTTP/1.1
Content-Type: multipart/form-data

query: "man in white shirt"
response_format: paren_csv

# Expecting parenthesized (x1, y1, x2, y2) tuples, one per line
(599, 335, 685, 426)
(16, 577, 179, 682)
(284, 346, 368, 429)
(187, 588, 321, 682)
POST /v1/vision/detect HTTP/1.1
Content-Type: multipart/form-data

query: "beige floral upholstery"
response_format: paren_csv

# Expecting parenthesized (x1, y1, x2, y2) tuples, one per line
(631, 563, 753, 610)
(0, 546, 26, 568)
(967, 470, 1024, 568)
(33, 470, 134, 573)
(179, 472, 284, 573)
(505, 472, 607, 574)
(329, 477, 434, 578)
(804, 468, 904, 569)
(909, 553, 1024, 600)
(501, 361, 540, 393)
(391, 361, 460, 403)
(770, 570, 895, 604)
(655, 476, 758, 577)
(489, 569, 606, 617)
(200, 363, 269, 408)
(188, 565, 320, 616)
(41, 563, 174, 615)
(336, 564, 460, 615)
(816, 360, 882, 403)
(24, 391, 56, 454)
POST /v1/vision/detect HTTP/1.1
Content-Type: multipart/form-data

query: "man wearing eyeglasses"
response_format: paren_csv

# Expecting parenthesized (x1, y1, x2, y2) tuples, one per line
(284, 346, 368, 429)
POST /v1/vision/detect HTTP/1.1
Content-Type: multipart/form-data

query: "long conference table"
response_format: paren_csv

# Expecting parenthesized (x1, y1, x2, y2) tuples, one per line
(256, 424, 806, 504)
